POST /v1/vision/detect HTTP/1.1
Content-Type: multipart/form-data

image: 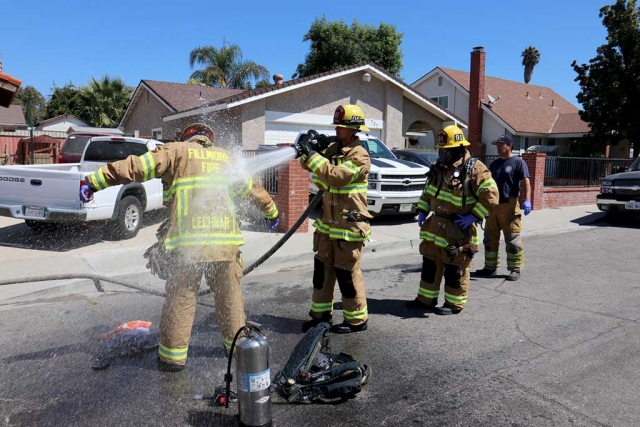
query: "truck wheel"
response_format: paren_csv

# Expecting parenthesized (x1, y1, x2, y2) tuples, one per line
(24, 220, 58, 232)
(112, 196, 143, 240)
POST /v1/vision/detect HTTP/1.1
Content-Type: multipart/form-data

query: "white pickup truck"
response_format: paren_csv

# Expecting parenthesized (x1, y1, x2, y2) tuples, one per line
(300, 132, 430, 216)
(0, 136, 165, 239)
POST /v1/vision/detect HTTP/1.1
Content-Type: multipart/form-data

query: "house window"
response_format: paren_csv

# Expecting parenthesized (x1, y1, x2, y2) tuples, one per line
(152, 127, 163, 140)
(430, 96, 449, 109)
(438, 76, 443, 86)
(524, 137, 530, 149)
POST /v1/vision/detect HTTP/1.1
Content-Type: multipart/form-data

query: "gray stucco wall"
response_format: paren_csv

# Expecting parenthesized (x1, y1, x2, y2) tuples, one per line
(123, 88, 171, 137)
(241, 99, 266, 150)
(383, 82, 403, 147)
(266, 73, 385, 122)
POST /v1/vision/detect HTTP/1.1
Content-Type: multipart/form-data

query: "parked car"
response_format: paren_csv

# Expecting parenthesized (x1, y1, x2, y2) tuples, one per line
(0, 136, 164, 239)
(392, 149, 438, 168)
(58, 127, 124, 163)
(596, 155, 640, 218)
(298, 132, 430, 216)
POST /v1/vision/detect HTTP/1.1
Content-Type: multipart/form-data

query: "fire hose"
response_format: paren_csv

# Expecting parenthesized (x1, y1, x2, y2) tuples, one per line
(0, 190, 325, 303)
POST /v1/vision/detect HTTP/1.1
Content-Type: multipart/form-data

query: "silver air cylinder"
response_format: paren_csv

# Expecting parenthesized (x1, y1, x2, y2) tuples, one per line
(236, 328, 272, 427)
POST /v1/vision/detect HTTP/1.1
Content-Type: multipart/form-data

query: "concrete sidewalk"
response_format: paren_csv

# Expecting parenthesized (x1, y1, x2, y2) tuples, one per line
(0, 204, 605, 289)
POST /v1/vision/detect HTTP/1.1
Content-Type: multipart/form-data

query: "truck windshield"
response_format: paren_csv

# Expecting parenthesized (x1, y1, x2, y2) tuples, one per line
(84, 141, 148, 162)
(360, 138, 396, 159)
(629, 156, 640, 171)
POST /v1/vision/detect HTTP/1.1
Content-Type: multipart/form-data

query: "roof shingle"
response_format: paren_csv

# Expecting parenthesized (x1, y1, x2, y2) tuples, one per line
(438, 67, 589, 134)
(0, 105, 27, 126)
(142, 80, 245, 112)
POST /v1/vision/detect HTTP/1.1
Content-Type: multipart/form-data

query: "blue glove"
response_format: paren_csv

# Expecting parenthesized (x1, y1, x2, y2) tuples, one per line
(269, 217, 279, 231)
(454, 213, 477, 230)
(80, 183, 94, 203)
(417, 211, 427, 227)
(522, 200, 532, 216)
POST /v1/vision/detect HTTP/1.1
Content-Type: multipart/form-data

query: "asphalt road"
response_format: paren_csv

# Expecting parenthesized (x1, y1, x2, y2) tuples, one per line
(1, 216, 639, 427)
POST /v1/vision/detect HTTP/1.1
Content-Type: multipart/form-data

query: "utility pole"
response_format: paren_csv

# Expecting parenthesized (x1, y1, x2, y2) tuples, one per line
(29, 126, 34, 164)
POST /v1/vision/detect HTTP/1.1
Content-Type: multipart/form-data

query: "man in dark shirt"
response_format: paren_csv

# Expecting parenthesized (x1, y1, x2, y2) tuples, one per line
(476, 135, 531, 281)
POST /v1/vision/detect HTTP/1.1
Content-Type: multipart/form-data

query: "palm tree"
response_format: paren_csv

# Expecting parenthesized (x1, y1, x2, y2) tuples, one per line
(521, 46, 540, 84)
(76, 76, 130, 127)
(189, 42, 269, 89)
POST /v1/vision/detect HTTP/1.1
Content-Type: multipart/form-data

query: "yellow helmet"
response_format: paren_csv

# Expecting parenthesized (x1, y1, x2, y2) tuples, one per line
(436, 125, 470, 149)
(333, 104, 370, 132)
(180, 123, 215, 146)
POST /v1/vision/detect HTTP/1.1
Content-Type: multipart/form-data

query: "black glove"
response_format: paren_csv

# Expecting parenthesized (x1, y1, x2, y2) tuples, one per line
(307, 129, 337, 152)
(295, 139, 315, 159)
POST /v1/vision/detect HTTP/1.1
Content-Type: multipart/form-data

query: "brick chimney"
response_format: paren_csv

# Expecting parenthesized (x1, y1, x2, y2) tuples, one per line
(468, 46, 486, 156)
(273, 74, 284, 86)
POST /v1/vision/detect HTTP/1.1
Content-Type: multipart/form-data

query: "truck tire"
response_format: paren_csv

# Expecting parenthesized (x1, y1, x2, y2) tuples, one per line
(112, 196, 143, 240)
(24, 220, 58, 232)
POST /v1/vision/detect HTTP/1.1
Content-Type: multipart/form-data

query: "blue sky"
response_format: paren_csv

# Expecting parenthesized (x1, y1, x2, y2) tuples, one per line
(2, 0, 609, 108)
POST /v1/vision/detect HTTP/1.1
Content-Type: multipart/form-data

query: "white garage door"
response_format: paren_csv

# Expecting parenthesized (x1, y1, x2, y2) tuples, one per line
(264, 122, 381, 145)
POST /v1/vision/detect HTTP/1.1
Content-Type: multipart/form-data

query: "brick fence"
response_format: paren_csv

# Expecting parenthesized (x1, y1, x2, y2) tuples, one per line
(273, 144, 309, 233)
(522, 153, 600, 210)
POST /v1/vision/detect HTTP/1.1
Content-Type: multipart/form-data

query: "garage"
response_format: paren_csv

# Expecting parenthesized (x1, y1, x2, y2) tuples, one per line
(264, 120, 382, 145)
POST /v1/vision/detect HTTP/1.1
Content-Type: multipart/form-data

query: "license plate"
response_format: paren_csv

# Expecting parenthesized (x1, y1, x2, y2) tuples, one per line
(24, 206, 45, 218)
(399, 204, 413, 213)
(625, 202, 640, 210)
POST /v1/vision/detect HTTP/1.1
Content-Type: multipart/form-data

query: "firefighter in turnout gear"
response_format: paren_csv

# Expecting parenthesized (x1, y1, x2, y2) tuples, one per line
(295, 104, 372, 334)
(80, 123, 278, 371)
(406, 125, 499, 315)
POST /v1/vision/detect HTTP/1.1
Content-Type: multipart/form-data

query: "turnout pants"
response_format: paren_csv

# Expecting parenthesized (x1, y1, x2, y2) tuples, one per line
(483, 198, 524, 272)
(158, 256, 244, 366)
(310, 232, 368, 326)
(416, 240, 473, 310)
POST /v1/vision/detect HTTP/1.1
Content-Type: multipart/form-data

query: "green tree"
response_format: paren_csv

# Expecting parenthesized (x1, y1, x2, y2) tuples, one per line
(294, 17, 403, 78)
(75, 76, 130, 127)
(44, 82, 81, 120)
(571, 0, 640, 147)
(13, 86, 46, 125)
(254, 79, 272, 89)
(521, 46, 540, 84)
(189, 42, 269, 89)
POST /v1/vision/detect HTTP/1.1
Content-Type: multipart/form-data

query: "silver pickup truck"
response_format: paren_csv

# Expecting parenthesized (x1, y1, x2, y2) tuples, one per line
(0, 136, 165, 239)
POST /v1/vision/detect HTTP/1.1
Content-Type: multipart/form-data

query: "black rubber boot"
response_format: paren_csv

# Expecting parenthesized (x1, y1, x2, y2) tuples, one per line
(434, 303, 462, 315)
(301, 315, 332, 333)
(330, 321, 368, 334)
(475, 267, 497, 276)
(405, 298, 437, 312)
(157, 358, 185, 372)
(506, 270, 521, 281)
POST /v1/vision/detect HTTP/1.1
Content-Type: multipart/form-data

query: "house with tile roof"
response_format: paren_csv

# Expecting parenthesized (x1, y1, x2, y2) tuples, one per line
(411, 47, 598, 156)
(119, 63, 467, 150)
(0, 104, 27, 130)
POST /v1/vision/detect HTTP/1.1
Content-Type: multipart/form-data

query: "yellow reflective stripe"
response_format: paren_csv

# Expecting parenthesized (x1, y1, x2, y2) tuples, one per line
(307, 154, 328, 172)
(419, 230, 448, 248)
(313, 218, 371, 242)
(263, 205, 278, 219)
(90, 168, 109, 190)
(341, 161, 361, 182)
(477, 178, 497, 195)
(425, 184, 477, 207)
(418, 287, 439, 298)
(140, 152, 156, 181)
(444, 292, 467, 305)
(472, 235, 479, 246)
(311, 302, 333, 313)
(328, 182, 367, 194)
(158, 343, 188, 361)
(165, 176, 230, 200)
(223, 337, 233, 350)
(418, 199, 430, 212)
(312, 175, 328, 190)
(343, 306, 368, 320)
(163, 190, 172, 203)
(164, 234, 245, 250)
(238, 176, 253, 198)
(472, 202, 488, 218)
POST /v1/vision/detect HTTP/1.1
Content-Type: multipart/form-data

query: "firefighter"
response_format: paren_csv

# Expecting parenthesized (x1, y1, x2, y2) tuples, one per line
(295, 104, 372, 334)
(79, 123, 279, 371)
(406, 125, 499, 315)
(475, 134, 531, 281)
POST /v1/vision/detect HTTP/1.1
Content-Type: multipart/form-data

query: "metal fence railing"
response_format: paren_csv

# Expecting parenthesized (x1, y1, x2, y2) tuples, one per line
(543, 157, 634, 187)
(243, 150, 279, 195)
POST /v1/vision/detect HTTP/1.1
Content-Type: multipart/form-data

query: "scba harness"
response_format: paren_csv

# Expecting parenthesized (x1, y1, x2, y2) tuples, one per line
(273, 322, 371, 403)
